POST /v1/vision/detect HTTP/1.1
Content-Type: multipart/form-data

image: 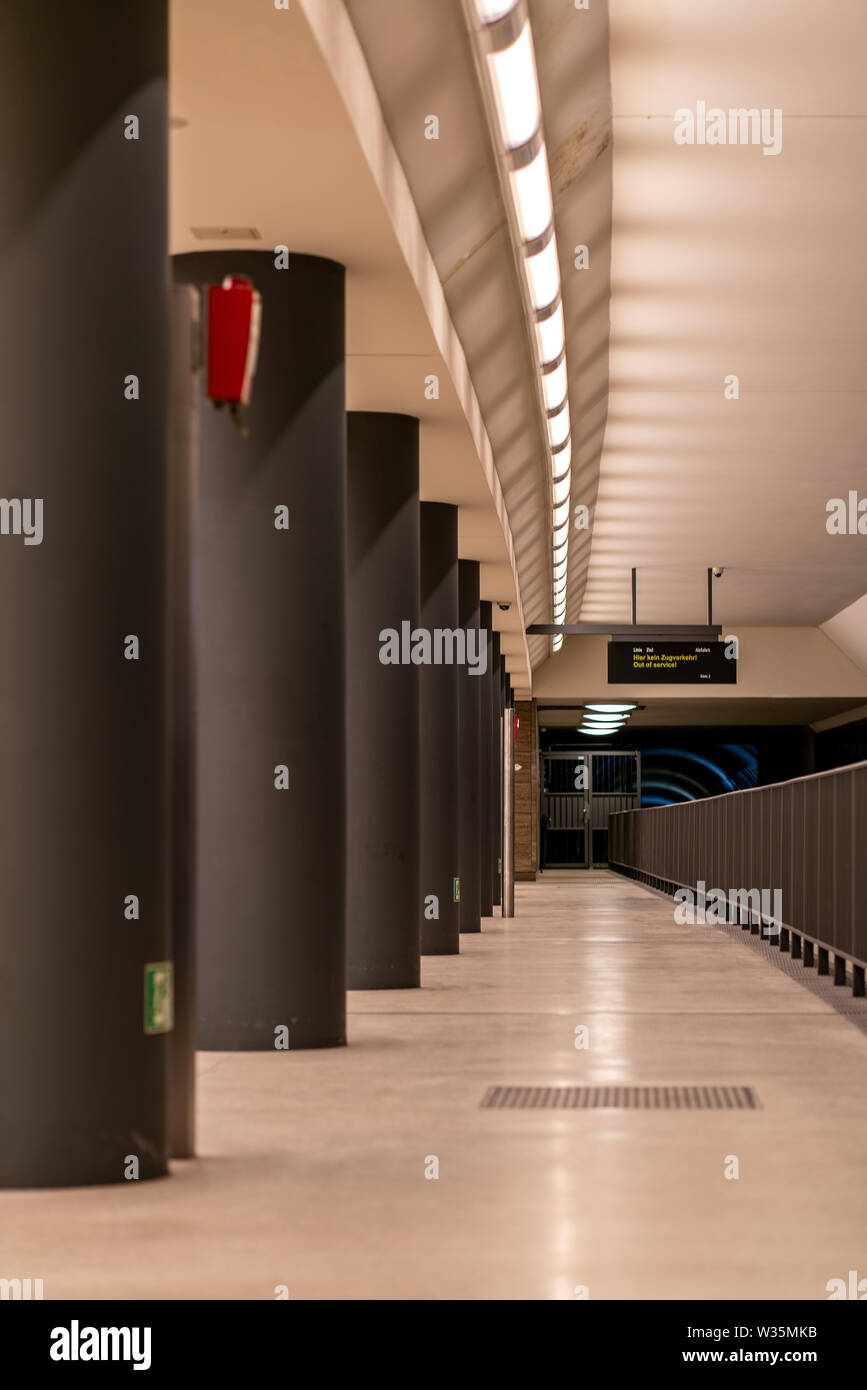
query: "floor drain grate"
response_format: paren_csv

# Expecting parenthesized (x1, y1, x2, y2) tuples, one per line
(480, 1085, 761, 1110)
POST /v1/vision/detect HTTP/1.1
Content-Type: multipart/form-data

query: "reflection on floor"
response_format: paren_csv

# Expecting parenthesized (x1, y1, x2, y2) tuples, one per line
(4, 871, 867, 1299)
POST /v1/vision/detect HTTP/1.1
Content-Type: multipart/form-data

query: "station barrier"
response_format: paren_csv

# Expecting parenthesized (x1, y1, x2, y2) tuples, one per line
(609, 761, 867, 997)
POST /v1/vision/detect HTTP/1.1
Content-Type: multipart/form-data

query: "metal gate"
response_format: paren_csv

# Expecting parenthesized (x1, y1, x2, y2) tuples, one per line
(539, 751, 641, 868)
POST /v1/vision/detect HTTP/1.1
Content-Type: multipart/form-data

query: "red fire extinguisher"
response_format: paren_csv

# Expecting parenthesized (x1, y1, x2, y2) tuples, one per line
(207, 275, 262, 429)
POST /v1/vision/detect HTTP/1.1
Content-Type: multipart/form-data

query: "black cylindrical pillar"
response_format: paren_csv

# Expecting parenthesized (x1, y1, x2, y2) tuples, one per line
(458, 561, 482, 934)
(503, 683, 515, 919)
(491, 631, 502, 908)
(347, 413, 420, 988)
(167, 284, 200, 1159)
(419, 504, 460, 954)
(174, 250, 346, 1049)
(0, 2, 170, 1187)
(497, 655, 508, 908)
(479, 602, 494, 918)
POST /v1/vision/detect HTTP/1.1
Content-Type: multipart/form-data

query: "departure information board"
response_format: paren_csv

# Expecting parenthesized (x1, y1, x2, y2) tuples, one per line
(608, 641, 737, 684)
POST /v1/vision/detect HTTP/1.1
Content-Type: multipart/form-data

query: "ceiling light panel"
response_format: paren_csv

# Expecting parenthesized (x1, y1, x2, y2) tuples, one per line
(541, 357, 567, 412)
(547, 402, 570, 449)
(486, 23, 541, 151)
(523, 237, 560, 312)
(552, 472, 571, 506)
(533, 300, 564, 366)
(466, 0, 576, 653)
(474, 0, 517, 22)
(508, 148, 553, 245)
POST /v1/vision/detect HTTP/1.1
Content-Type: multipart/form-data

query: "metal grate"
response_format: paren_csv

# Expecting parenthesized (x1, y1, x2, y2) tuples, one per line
(480, 1085, 761, 1110)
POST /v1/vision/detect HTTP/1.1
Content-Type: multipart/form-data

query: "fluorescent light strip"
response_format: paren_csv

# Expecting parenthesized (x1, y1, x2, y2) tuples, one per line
(533, 300, 564, 366)
(541, 357, 567, 412)
(524, 237, 560, 312)
(552, 472, 571, 506)
(508, 148, 553, 245)
(486, 22, 541, 152)
(547, 404, 569, 449)
(475, 0, 517, 22)
(551, 436, 571, 478)
(470, 4, 574, 647)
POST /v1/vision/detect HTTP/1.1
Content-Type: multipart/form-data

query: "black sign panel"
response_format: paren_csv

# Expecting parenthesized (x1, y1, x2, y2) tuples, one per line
(608, 641, 737, 684)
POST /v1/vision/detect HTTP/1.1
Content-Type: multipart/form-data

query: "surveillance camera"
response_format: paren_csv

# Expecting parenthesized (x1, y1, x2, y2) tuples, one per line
(712, 567, 724, 578)
(498, 602, 511, 612)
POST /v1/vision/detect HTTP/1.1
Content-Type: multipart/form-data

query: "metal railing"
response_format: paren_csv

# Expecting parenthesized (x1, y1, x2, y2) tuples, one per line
(609, 760, 867, 997)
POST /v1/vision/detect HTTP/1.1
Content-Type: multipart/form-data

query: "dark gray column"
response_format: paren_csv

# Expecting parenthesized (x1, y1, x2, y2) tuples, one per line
(174, 250, 346, 1049)
(491, 631, 502, 908)
(347, 413, 420, 988)
(479, 602, 494, 917)
(167, 284, 200, 1158)
(498, 655, 508, 907)
(503, 684, 515, 919)
(0, 1, 170, 1187)
(458, 561, 482, 934)
(419, 504, 460, 954)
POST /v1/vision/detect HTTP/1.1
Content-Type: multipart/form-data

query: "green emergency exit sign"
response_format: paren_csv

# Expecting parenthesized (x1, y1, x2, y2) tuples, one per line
(144, 961, 174, 1035)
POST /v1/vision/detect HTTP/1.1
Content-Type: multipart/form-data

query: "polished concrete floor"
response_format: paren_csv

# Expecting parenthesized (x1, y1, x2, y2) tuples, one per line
(4, 872, 867, 1300)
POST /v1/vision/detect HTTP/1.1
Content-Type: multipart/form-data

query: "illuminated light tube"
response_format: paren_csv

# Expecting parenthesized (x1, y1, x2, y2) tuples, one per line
(486, 22, 541, 151)
(552, 498, 570, 530)
(578, 724, 619, 737)
(533, 300, 564, 366)
(508, 147, 553, 244)
(547, 405, 569, 449)
(541, 357, 567, 412)
(552, 526, 569, 552)
(552, 472, 571, 506)
(582, 715, 628, 727)
(585, 703, 637, 713)
(553, 559, 568, 583)
(475, 0, 517, 22)
(552, 633, 564, 653)
(551, 436, 571, 478)
(524, 236, 560, 312)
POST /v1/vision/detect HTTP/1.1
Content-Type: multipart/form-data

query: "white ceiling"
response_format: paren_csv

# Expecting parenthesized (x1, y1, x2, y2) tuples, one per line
(582, 0, 867, 628)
